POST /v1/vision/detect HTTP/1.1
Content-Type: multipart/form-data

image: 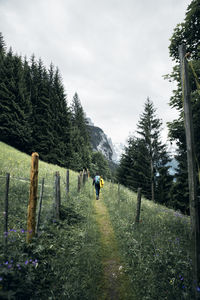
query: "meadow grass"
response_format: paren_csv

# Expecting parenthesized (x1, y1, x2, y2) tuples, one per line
(0, 141, 195, 299)
(102, 181, 194, 300)
(0, 142, 104, 299)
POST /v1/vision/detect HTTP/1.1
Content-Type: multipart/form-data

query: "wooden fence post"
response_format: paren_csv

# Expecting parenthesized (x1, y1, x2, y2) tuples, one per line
(54, 172, 60, 219)
(83, 171, 87, 186)
(118, 183, 120, 204)
(179, 44, 200, 297)
(66, 169, 69, 195)
(4, 173, 10, 247)
(36, 178, 44, 234)
(27, 152, 39, 243)
(77, 175, 81, 192)
(135, 188, 142, 223)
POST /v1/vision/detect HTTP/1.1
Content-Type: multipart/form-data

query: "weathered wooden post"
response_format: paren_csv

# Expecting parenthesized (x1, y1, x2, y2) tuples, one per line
(118, 183, 120, 204)
(27, 152, 39, 243)
(36, 178, 44, 234)
(80, 171, 83, 187)
(83, 171, 87, 186)
(179, 44, 200, 298)
(54, 172, 61, 219)
(4, 173, 10, 247)
(135, 188, 142, 223)
(66, 169, 69, 195)
(77, 175, 81, 192)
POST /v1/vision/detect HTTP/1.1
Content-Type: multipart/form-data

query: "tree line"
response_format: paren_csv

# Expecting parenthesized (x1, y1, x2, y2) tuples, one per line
(0, 33, 111, 179)
(117, 0, 200, 214)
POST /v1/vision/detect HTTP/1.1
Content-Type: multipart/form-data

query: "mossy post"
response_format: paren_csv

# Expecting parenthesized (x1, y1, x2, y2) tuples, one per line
(78, 175, 81, 192)
(83, 170, 87, 186)
(66, 169, 69, 195)
(54, 172, 61, 219)
(36, 178, 44, 235)
(135, 188, 142, 223)
(27, 152, 39, 243)
(4, 173, 10, 247)
(118, 183, 120, 204)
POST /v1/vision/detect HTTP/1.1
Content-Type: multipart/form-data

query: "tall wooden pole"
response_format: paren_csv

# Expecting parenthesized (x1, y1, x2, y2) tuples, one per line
(54, 172, 60, 219)
(179, 44, 200, 297)
(36, 178, 44, 234)
(66, 169, 69, 195)
(135, 188, 142, 223)
(4, 173, 10, 247)
(27, 152, 39, 243)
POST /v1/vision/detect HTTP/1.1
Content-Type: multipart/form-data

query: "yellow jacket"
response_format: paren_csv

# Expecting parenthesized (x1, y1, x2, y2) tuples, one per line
(100, 178, 104, 188)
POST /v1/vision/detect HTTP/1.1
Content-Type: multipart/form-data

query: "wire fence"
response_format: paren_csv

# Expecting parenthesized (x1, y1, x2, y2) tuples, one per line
(0, 168, 89, 247)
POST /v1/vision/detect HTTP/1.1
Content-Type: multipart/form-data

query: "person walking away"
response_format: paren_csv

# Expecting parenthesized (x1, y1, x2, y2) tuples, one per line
(93, 173, 100, 200)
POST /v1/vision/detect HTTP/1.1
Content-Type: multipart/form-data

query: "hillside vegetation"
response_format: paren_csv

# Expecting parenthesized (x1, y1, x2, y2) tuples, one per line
(0, 142, 194, 299)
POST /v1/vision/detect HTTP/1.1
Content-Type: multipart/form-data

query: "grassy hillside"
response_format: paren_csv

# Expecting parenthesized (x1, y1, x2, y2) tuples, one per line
(0, 142, 104, 299)
(101, 183, 193, 299)
(0, 142, 194, 299)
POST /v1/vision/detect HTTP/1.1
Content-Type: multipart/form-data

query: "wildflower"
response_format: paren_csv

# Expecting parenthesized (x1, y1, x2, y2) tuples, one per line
(21, 229, 25, 233)
(197, 287, 200, 292)
(0, 277, 2, 281)
(25, 260, 29, 265)
(4, 261, 9, 265)
(7, 264, 12, 269)
(119, 266, 123, 271)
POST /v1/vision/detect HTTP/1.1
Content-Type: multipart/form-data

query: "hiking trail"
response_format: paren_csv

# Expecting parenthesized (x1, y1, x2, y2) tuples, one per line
(94, 194, 132, 300)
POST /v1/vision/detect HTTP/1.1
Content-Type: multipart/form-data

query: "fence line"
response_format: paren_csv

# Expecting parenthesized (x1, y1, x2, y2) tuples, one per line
(0, 156, 90, 250)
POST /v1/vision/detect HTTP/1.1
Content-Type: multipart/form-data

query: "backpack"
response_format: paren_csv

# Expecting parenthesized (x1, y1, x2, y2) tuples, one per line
(94, 175, 100, 184)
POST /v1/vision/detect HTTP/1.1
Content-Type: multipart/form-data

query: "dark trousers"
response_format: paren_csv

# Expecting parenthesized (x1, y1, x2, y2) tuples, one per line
(95, 184, 100, 196)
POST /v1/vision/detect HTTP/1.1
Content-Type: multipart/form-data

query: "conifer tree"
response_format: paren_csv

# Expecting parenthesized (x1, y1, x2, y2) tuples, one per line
(0, 48, 32, 151)
(137, 98, 171, 201)
(117, 98, 172, 203)
(70, 93, 91, 170)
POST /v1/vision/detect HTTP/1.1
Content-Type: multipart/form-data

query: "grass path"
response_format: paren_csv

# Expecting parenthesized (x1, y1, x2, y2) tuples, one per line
(94, 194, 133, 300)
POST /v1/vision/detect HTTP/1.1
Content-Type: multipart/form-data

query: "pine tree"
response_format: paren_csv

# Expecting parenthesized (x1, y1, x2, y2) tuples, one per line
(117, 137, 150, 197)
(0, 48, 32, 151)
(70, 93, 91, 171)
(117, 98, 172, 203)
(137, 98, 171, 201)
(50, 67, 72, 167)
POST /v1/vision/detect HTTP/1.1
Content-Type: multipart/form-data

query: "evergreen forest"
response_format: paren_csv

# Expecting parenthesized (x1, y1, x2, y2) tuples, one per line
(0, 34, 111, 179)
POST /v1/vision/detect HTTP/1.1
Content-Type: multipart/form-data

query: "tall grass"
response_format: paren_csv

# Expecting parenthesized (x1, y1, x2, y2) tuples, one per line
(102, 182, 194, 300)
(0, 142, 103, 299)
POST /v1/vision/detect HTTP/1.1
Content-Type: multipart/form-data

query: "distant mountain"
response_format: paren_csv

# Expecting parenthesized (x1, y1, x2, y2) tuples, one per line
(87, 125, 113, 161)
(86, 117, 124, 164)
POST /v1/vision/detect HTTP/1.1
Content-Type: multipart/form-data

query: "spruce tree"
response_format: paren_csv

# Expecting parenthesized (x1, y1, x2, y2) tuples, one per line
(70, 93, 91, 171)
(117, 98, 172, 203)
(0, 48, 32, 151)
(137, 98, 170, 201)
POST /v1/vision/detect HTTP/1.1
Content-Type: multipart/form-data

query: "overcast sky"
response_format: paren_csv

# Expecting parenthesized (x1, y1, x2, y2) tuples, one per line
(0, 0, 192, 145)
